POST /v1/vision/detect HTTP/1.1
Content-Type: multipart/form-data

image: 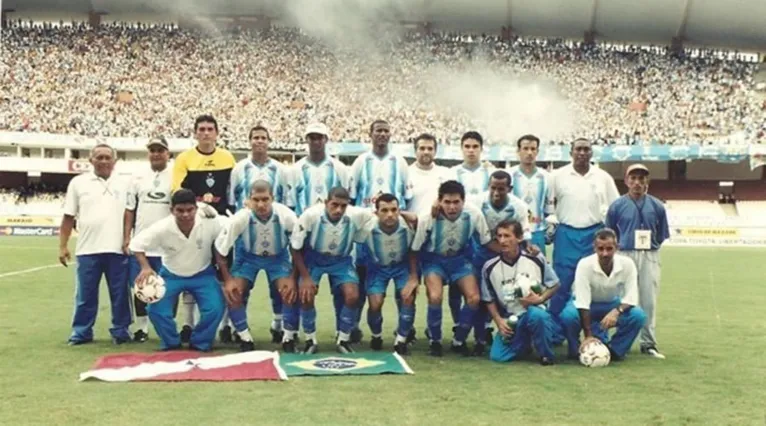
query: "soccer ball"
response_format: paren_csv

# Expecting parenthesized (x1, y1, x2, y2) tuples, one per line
(579, 340, 611, 368)
(135, 274, 167, 304)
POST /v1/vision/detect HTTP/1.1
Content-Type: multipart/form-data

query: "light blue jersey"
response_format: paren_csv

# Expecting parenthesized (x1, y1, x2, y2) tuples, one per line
(349, 152, 412, 208)
(357, 216, 414, 267)
(229, 158, 291, 210)
(290, 156, 350, 215)
(451, 163, 495, 207)
(412, 204, 492, 257)
(215, 203, 298, 258)
(479, 193, 532, 240)
(508, 166, 552, 233)
(290, 204, 373, 262)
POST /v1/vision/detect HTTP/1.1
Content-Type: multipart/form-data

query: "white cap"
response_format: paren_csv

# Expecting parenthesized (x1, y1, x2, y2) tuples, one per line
(305, 123, 329, 137)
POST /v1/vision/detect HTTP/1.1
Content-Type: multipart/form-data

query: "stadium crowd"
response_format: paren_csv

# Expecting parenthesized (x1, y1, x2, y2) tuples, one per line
(1, 22, 764, 149)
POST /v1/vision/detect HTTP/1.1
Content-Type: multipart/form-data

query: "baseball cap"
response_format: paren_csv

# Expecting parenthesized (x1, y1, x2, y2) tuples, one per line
(305, 123, 329, 137)
(146, 137, 169, 150)
(626, 163, 650, 176)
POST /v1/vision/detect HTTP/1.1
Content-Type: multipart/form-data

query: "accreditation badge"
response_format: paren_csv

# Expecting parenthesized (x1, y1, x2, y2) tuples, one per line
(634, 230, 651, 250)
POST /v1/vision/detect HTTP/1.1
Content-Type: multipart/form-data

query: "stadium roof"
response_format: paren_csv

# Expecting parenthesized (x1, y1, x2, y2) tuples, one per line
(5, 0, 766, 50)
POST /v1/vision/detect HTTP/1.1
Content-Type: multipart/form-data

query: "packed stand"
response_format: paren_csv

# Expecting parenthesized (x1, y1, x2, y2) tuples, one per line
(1, 22, 764, 148)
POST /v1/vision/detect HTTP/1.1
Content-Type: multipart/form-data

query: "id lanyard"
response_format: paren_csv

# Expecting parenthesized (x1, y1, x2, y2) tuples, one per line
(632, 197, 647, 229)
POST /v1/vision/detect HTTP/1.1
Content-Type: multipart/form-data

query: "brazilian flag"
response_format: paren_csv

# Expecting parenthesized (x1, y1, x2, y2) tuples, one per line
(280, 352, 413, 377)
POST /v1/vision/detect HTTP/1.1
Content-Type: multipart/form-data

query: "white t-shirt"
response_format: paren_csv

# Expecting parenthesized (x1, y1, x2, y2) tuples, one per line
(573, 253, 639, 310)
(548, 164, 620, 228)
(407, 163, 451, 214)
(215, 203, 298, 257)
(64, 172, 129, 256)
(129, 215, 225, 277)
(125, 167, 172, 257)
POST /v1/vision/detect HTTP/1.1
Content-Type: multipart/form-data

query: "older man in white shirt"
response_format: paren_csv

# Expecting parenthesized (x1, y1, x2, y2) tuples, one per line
(130, 189, 226, 352)
(60, 144, 132, 346)
(558, 228, 647, 360)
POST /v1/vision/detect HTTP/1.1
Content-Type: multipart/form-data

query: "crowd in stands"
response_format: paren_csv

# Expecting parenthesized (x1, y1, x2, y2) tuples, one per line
(1, 21, 765, 150)
(0, 184, 67, 205)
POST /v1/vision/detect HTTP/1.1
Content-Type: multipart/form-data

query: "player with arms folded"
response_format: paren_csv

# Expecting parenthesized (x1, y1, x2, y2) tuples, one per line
(481, 220, 560, 365)
(214, 180, 299, 353)
(129, 190, 226, 352)
(411, 180, 493, 357)
(357, 193, 419, 355)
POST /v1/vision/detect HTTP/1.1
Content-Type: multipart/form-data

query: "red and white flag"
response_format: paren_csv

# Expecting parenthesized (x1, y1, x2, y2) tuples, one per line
(79, 351, 287, 382)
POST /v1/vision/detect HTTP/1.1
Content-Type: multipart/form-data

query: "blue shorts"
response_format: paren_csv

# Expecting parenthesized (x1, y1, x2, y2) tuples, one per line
(232, 250, 292, 286)
(366, 263, 410, 295)
(304, 252, 358, 288)
(353, 243, 369, 268)
(128, 255, 163, 288)
(472, 245, 497, 275)
(420, 252, 474, 284)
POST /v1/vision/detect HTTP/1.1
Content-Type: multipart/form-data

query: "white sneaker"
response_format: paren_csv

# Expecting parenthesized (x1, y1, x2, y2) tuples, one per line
(643, 347, 666, 359)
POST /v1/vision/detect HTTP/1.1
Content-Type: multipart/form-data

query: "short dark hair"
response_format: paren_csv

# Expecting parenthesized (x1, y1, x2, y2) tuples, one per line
(171, 189, 197, 207)
(496, 219, 523, 239)
(516, 134, 540, 149)
(327, 186, 351, 202)
(369, 120, 389, 133)
(461, 131, 483, 147)
(194, 115, 218, 132)
(571, 137, 592, 148)
(375, 193, 398, 210)
(438, 180, 465, 201)
(413, 133, 437, 150)
(490, 170, 512, 187)
(249, 125, 271, 141)
(250, 179, 273, 196)
(594, 227, 618, 243)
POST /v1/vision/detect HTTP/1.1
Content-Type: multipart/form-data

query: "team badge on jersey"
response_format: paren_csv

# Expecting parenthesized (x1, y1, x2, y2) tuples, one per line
(205, 173, 215, 188)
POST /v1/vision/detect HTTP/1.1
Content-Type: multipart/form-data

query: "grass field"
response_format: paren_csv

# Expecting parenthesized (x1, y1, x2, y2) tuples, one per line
(1, 237, 765, 426)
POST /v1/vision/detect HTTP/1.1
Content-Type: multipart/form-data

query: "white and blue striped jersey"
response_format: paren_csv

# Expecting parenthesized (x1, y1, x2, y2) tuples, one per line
(357, 216, 414, 267)
(215, 203, 297, 258)
(349, 151, 412, 208)
(290, 156, 350, 215)
(450, 163, 496, 207)
(481, 252, 559, 316)
(229, 158, 291, 210)
(508, 166, 552, 233)
(290, 204, 373, 257)
(479, 193, 532, 241)
(411, 204, 492, 256)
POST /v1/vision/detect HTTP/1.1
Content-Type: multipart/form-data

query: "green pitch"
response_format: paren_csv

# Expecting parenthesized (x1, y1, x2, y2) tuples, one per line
(1, 237, 765, 425)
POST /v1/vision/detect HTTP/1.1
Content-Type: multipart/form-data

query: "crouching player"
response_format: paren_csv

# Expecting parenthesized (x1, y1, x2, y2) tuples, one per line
(290, 187, 375, 354)
(558, 228, 647, 361)
(481, 220, 560, 365)
(130, 189, 226, 351)
(214, 180, 299, 353)
(357, 193, 419, 355)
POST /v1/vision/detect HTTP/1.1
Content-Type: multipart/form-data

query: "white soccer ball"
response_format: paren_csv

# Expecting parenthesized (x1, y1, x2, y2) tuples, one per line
(579, 340, 611, 368)
(135, 274, 167, 304)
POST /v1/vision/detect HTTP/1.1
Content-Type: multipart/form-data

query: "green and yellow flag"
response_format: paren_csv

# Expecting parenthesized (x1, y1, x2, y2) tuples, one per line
(280, 352, 413, 377)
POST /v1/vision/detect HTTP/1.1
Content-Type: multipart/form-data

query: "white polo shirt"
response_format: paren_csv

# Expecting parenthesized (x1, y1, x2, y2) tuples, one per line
(126, 167, 172, 257)
(129, 215, 225, 277)
(63, 172, 130, 256)
(407, 163, 451, 214)
(548, 164, 619, 228)
(572, 253, 639, 310)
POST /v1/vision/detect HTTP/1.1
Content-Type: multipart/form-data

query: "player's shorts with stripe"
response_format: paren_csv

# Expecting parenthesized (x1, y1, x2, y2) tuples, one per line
(231, 249, 292, 286)
(420, 252, 474, 284)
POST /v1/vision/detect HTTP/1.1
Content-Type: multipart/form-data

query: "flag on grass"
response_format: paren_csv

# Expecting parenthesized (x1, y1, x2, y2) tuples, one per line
(79, 351, 287, 382)
(280, 352, 413, 377)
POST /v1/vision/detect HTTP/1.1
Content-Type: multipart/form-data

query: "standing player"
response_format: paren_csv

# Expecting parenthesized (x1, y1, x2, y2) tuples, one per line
(215, 180, 299, 352)
(348, 120, 412, 343)
(481, 220, 560, 365)
(469, 170, 533, 355)
(508, 134, 552, 254)
(123, 137, 173, 343)
(357, 193, 419, 355)
(290, 187, 373, 354)
(605, 164, 669, 359)
(558, 229, 647, 361)
(59, 144, 132, 346)
(411, 180, 493, 357)
(447, 131, 496, 329)
(407, 133, 451, 215)
(130, 190, 226, 352)
(171, 114, 236, 343)
(547, 139, 619, 321)
(229, 125, 292, 343)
